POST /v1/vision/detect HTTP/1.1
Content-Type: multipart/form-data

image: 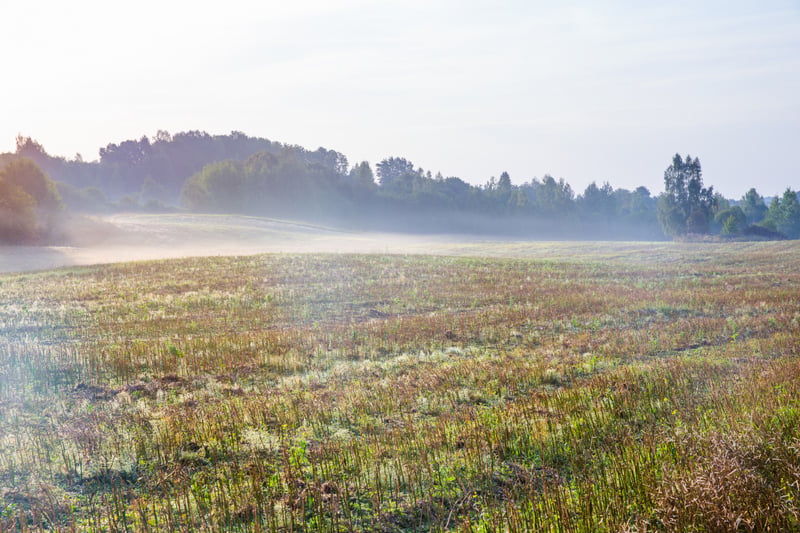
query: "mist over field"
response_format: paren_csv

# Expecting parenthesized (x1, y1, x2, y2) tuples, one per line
(0, 211, 693, 274)
(0, 213, 507, 273)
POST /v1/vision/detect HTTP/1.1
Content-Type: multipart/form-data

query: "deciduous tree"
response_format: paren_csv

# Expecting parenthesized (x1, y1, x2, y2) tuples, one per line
(741, 188, 768, 224)
(762, 188, 800, 238)
(657, 154, 715, 236)
(0, 159, 62, 243)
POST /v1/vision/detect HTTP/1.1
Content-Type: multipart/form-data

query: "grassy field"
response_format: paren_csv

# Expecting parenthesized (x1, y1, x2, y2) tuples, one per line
(1, 241, 799, 531)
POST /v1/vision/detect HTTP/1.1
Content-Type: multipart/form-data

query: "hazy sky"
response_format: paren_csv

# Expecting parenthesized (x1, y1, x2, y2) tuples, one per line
(3, 1, 798, 197)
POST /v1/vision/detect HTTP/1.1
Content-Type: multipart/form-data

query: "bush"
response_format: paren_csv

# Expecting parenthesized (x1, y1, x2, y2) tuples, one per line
(742, 225, 786, 240)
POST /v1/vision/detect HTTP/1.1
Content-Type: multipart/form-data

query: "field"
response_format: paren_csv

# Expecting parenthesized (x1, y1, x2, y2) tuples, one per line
(1, 240, 799, 531)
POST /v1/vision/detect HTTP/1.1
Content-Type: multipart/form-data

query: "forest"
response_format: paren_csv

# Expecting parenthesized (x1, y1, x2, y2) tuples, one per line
(1, 131, 798, 244)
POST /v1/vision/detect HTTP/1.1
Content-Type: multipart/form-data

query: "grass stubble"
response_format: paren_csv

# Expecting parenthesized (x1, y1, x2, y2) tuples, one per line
(0, 241, 799, 531)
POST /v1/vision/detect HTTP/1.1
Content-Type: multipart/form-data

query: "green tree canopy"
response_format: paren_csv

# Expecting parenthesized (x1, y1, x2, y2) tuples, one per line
(741, 188, 768, 224)
(657, 154, 715, 236)
(0, 158, 62, 211)
(762, 188, 800, 238)
(714, 205, 747, 236)
(348, 161, 376, 191)
(579, 181, 616, 220)
(180, 160, 247, 213)
(376, 157, 417, 193)
(0, 158, 62, 243)
(534, 175, 574, 215)
(0, 178, 37, 243)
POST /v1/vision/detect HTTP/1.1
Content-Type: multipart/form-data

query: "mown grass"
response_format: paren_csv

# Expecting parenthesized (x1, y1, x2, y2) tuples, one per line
(0, 241, 799, 531)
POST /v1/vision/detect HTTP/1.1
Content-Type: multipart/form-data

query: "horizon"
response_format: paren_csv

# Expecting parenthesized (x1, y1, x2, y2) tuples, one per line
(3, 1, 798, 198)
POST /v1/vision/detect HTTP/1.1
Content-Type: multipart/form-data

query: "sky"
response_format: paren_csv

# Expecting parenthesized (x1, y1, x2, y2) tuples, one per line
(2, 0, 799, 197)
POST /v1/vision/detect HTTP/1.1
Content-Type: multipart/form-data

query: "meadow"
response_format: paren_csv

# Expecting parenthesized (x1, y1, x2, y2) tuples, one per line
(1, 241, 799, 531)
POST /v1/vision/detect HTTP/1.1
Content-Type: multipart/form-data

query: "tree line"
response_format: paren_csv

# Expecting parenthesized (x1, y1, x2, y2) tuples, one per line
(1, 131, 798, 244)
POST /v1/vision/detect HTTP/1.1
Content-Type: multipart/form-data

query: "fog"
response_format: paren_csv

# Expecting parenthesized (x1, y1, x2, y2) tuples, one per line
(0, 214, 506, 274)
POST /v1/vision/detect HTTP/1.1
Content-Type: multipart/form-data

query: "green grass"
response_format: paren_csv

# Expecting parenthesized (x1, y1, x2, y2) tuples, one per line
(1, 241, 799, 531)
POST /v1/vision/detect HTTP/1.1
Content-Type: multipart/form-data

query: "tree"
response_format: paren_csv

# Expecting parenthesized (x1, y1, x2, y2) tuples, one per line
(140, 176, 169, 202)
(180, 160, 246, 213)
(0, 159, 62, 243)
(626, 186, 656, 220)
(56, 182, 108, 213)
(534, 175, 574, 215)
(741, 188, 768, 224)
(309, 147, 348, 177)
(180, 177, 212, 212)
(657, 154, 715, 236)
(0, 178, 37, 243)
(481, 171, 517, 212)
(579, 181, 615, 220)
(714, 206, 747, 236)
(497, 171, 512, 192)
(712, 192, 730, 215)
(0, 158, 62, 211)
(762, 188, 800, 238)
(348, 161, 376, 191)
(376, 157, 416, 191)
(15, 135, 48, 159)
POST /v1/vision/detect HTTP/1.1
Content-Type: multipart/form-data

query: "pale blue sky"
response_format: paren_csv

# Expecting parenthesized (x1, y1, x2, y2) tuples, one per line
(3, 1, 798, 197)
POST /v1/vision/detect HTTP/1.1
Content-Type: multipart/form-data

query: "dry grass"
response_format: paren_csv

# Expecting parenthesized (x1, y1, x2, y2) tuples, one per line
(0, 241, 799, 531)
